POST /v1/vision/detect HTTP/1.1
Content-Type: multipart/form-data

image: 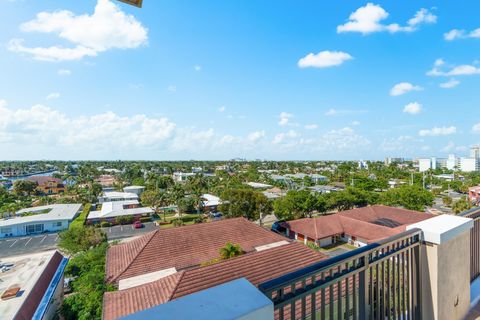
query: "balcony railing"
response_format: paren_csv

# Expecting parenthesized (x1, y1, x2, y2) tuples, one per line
(461, 207, 480, 282)
(259, 229, 422, 320)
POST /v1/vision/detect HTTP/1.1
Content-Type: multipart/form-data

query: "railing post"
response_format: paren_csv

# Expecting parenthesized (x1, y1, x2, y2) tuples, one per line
(358, 254, 369, 320)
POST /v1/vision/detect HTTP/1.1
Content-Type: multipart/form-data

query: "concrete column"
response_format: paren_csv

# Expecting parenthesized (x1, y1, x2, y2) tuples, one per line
(407, 215, 474, 320)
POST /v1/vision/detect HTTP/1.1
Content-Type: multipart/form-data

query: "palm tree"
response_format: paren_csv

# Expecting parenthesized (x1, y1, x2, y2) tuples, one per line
(219, 242, 243, 260)
(168, 184, 185, 218)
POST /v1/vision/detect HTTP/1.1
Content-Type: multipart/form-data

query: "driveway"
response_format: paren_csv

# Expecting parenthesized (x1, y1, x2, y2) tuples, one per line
(322, 247, 350, 258)
(101, 222, 158, 240)
(0, 233, 59, 258)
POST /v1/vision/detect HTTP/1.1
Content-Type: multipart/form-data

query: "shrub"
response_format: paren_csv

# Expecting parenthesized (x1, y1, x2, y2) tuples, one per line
(116, 215, 134, 225)
(100, 221, 111, 228)
(139, 216, 151, 223)
(194, 217, 205, 224)
(172, 218, 184, 227)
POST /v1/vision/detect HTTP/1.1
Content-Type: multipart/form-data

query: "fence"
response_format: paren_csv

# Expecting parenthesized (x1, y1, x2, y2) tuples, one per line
(461, 207, 480, 282)
(259, 229, 422, 320)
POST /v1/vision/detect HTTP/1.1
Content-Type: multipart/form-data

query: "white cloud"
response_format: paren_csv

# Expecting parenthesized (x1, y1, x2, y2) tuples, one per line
(46, 92, 60, 100)
(194, 65, 202, 71)
(337, 4, 436, 34)
(298, 51, 352, 68)
(352, 121, 360, 126)
(403, 102, 422, 115)
(8, 0, 148, 61)
(272, 130, 300, 144)
(218, 106, 226, 113)
(57, 69, 72, 76)
(419, 126, 456, 137)
(317, 127, 370, 150)
(439, 79, 460, 89)
(427, 59, 480, 77)
(444, 28, 480, 41)
(305, 124, 318, 130)
(472, 123, 480, 133)
(278, 112, 293, 126)
(247, 130, 265, 142)
(390, 82, 423, 96)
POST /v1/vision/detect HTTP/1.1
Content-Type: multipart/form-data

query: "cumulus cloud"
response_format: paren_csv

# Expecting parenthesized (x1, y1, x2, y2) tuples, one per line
(472, 123, 480, 133)
(278, 112, 293, 126)
(419, 126, 456, 137)
(439, 79, 460, 89)
(390, 82, 423, 96)
(403, 102, 422, 115)
(8, 0, 148, 61)
(444, 28, 480, 41)
(337, 4, 436, 34)
(247, 130, 266, 142)
(317, 127, 370, 150)
(298, 51, 352, 68)
(305, 124, 318, 130)
(46, 92, 60, 100)
(427, 59, 480, 77)
(272, 130, 300, 145)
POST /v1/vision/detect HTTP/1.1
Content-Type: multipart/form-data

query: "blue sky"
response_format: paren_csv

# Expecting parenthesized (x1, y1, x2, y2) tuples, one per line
(1, 0, 480, 160)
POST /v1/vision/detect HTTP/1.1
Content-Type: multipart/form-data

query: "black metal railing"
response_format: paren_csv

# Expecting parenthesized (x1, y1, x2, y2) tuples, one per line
(259, 229, 422, 320)
(461, 207, 480, 282)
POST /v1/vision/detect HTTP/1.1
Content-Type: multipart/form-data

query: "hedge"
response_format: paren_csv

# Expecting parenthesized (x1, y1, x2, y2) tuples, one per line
(70, 204, 91, 229)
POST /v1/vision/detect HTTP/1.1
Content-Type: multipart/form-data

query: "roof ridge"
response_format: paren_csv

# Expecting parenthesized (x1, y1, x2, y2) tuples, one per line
(168, 270, 187, 300)
(110, 229, 159, 283)
(313, 217, 319, 239)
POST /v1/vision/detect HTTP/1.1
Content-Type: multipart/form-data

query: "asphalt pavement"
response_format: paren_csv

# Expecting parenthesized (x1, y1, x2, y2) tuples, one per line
(0, 233, 59, 258)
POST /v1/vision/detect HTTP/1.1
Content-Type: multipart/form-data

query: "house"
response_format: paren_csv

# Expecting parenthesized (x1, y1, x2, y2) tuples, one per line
(0, 250, 68, 320)
(469, 186, 480, 204)
(172, 172, 195, 182)
(0, 204, 82, 238)
(98, 191, 138, 203)
(281, 205, 434, 248)
(95, 174, 117, 188)
(263, 187, 285, 200)
(308, 185, 342, 194)
(202, 194, 222, 212)
(28, 176, 65, 195)
(122, 185, 145, 196)
(102, 218, 327, 320)
(87, 200, 153, 223)
(246, 182, 273, 189)
(0, 167, 23, 177)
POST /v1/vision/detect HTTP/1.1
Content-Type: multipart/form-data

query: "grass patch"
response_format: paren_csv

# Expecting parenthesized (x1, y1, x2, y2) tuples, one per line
(70, 204, 91, 229)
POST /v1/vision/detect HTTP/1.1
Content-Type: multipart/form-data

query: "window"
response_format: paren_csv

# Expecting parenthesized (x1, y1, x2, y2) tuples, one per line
(1, 227, 12, 234)
(26, 224, 44, 234)
(53, 221, 62, 227)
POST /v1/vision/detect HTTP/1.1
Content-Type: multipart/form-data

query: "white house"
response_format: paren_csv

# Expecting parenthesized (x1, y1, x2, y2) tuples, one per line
(0, 204, 82, 238)
(98, 191, 139, 203)
(87, 200, 153, 223)
(202, 194, 222, 212)
(123, 186, 145, 196)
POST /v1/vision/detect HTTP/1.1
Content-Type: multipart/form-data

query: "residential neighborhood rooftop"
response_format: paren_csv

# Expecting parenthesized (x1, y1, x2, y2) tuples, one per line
(282, 205, 434, 242)
(87, 200, 153, 220)
(0, 203, 82, 228)
(105, 217, 287, 284)
(0, 250, 65, 320)
(103, 242, 327, 320)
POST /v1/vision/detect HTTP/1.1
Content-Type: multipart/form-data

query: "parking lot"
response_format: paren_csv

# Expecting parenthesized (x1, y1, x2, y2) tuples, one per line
(102, 222, 158, 240)
(0, 233, 59, 258)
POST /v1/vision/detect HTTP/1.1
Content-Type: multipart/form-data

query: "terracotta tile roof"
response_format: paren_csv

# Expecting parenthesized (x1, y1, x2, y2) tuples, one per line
(106, 217, 287, 284)
(281, 205, 433, 242)
(27, 176, 63, 186)
(103, 242, 327, 320)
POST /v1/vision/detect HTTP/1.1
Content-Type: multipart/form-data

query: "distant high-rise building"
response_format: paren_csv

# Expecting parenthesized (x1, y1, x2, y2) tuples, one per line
(471, 146, 480, 159)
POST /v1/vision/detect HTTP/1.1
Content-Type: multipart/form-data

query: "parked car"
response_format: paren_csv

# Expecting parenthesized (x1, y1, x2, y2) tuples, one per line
(209, 212, 222, 219)
(133, 221, 144, 229)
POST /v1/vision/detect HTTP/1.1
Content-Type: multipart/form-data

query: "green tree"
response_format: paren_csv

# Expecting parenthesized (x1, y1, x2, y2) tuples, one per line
(58, 226, 107, 255)
(220, 189, 271, 221)
(13, 179, 37, 196)
(379, 185, 434, 211)
(141, 189, 168, 221)
(219, 242, 243, 260)
(452, 197, 472, 214)
(442, 196, 453, 207)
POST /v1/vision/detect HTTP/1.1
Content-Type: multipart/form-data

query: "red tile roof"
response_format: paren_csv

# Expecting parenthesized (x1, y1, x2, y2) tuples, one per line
(282, 205, 433, 242)
(27, 176, 63, 186)
(106, 217, 288, 284)
(103, 242, 327, 320)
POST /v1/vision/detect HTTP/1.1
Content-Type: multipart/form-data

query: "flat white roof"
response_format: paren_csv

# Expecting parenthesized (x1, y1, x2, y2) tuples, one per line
(0, 204, 82, 228)
(123, 186, 145, 190)
(102, 192, 138, 199)
(202, 194, 221, 207)
(0, 250, 57, 320)
(246, 182, 273, 189)
(88, 201, 153, 219)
